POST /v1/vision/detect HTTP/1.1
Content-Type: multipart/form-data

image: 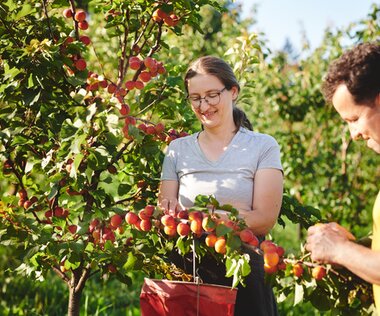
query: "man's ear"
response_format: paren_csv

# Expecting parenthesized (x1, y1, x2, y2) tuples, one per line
(375, 93, 380, 107)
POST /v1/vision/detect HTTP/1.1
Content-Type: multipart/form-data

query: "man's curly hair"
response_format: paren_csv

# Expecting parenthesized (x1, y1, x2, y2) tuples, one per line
(322, 42, 380, 104)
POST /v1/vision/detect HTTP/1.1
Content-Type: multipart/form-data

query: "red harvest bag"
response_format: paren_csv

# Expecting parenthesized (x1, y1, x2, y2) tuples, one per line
(140, 278, 237, 316)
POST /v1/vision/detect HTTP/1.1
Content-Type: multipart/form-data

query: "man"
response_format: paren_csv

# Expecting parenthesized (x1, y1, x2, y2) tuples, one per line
(305, 42, 380, 309)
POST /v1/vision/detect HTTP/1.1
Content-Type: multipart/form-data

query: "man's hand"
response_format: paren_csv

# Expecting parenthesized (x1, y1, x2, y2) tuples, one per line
(305, 222, 355, 264)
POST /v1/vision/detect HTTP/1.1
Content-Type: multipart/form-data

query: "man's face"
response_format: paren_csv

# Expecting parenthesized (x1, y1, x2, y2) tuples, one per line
(332, 84, 380, 154)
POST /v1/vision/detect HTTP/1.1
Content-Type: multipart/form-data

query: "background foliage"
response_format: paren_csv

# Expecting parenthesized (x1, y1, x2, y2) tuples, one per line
(1, 0, 380, 315)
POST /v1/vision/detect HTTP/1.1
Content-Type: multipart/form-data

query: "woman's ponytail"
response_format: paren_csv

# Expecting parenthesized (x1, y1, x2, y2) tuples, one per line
(233, 107, 253, 131)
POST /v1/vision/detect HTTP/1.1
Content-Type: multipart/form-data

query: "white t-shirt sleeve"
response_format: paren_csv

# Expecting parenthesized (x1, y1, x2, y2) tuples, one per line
(161, 141, 179, 181)
(257, 135, 283, 171)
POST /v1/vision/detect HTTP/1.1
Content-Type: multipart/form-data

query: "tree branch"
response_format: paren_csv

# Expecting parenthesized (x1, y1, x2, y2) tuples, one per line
(52, 264, 71, 284)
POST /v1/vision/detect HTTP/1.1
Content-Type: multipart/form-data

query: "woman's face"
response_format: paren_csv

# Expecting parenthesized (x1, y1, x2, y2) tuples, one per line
(187, 73, 238, 130)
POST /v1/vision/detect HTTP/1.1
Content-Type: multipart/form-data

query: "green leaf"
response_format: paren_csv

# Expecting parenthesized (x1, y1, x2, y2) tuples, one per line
(176, 237, 191, 255)
(123, 252, 137, 271)
(14, 3, 33, 20)
(225, 257, 237, 277)
(309, 287, 332, 311)
(215, 224, 233, 237)
(294, 283, 304, 306)
(226, 234, 241, 251)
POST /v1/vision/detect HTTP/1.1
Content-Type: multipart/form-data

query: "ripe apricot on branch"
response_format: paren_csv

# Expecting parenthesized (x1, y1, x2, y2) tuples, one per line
(161, 214, 175, 228)
(63, 8, 73, 18)
(264, 263, 278, 274)
(205, 233, 217, 247)
(125, 212, 138, 225)
(110, 214, 123, 228)
(75, 10, 86, 22)
(79, 35, 91, 46)
(264, 250, 280, 267)
(312, 266, 327, 280)
(78, 21, 89, 30)
(292, 263, 304, 278)
(239, 228, 254, 243)
(140, 219, 152, 232)
(177, 222, 190, 236)
(75, 59, 87, 71)
(214, 237, 226, 254)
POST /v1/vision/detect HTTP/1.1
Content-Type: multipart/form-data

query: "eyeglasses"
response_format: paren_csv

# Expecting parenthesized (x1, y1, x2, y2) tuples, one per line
(187, 87, 226, 108)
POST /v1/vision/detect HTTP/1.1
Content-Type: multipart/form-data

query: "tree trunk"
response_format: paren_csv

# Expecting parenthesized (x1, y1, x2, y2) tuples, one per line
(66, 265, 91, 316)
(68, 285, 83, 316)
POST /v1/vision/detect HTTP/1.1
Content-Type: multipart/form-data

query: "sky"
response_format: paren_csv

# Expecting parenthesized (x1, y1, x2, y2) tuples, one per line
(239, 0, 376, 52)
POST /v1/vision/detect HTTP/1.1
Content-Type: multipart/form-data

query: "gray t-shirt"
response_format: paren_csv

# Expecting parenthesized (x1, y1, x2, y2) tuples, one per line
(161, 128, 283, 212)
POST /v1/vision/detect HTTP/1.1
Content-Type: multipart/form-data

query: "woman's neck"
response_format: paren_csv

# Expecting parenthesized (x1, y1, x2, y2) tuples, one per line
(201, 124, 238, 146)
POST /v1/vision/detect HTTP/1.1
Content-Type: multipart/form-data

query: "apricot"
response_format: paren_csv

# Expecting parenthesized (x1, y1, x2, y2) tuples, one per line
(264, 250, 280, 267)
(134, 80, 144, 90)
(110, 214, 123, 228)
(155, 123, 165, 134)
(312, 266, 326, 280)
(125, 81, 135, 91)
(75, 10, 86, 22)
(264, 263, 278, 274)
(129, 57, 141, 70)
(248, 235, 259, 247)
(239, 228, 254, 243)
(79, 35, 91, 46)
(260, 240, 277, 253)
(214, 237, 226, 254)
(188, 211, 202, 221)
(140, 219, 152, 232)
(75, 59, 87, 71)
(177, 222, 190, 237)
(138, 209, 150, 220)
(161, 214, 175, 228)
(68, 224, 77, 234)
(190, 218, 202, 235)
(78, 20, 89, 30)
(205, 234, 217, 247)
(139, 71, 151, 82)
(276, 246, 285, 257)
(125, 212, 138, 225)
(107, 84, 117, 94)
(164, 224, 177, 236)
(292, 263, 304, 278)
(144, 57, 156, 70)
(63, 8, 73, 18)
(144, 205, 155, 216)
(202, 216, 216, 232)
(119, 104, 130, 116)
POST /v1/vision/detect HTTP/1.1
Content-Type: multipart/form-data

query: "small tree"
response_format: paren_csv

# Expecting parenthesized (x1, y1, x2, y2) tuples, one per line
(0, 1, 225, 314)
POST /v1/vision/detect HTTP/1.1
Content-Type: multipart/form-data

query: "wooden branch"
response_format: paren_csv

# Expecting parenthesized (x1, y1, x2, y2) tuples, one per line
(52, 264, 71, 284)
(42, 0, 54, 40)
(75, 263, 91, 293)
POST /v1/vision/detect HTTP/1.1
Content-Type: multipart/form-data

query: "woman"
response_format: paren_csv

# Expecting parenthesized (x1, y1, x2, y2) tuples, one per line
(159, 56, 283, 316)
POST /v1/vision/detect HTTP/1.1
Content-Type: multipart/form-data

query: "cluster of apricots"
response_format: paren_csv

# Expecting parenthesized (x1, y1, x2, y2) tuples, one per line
(124, 56, 166, 92)
(63, 8, 89, 30)
(291, 261, 327, 281)
(62, 8, 90, 74)
(125, 207, 266, 256)
(259, 240, 286, 274)
(88, 214, 125, 246)
(121, 112, 188, 144)
(17, 189, 38, 210)
(15, 188, 78, 234)
(152, 8, 180, 27)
